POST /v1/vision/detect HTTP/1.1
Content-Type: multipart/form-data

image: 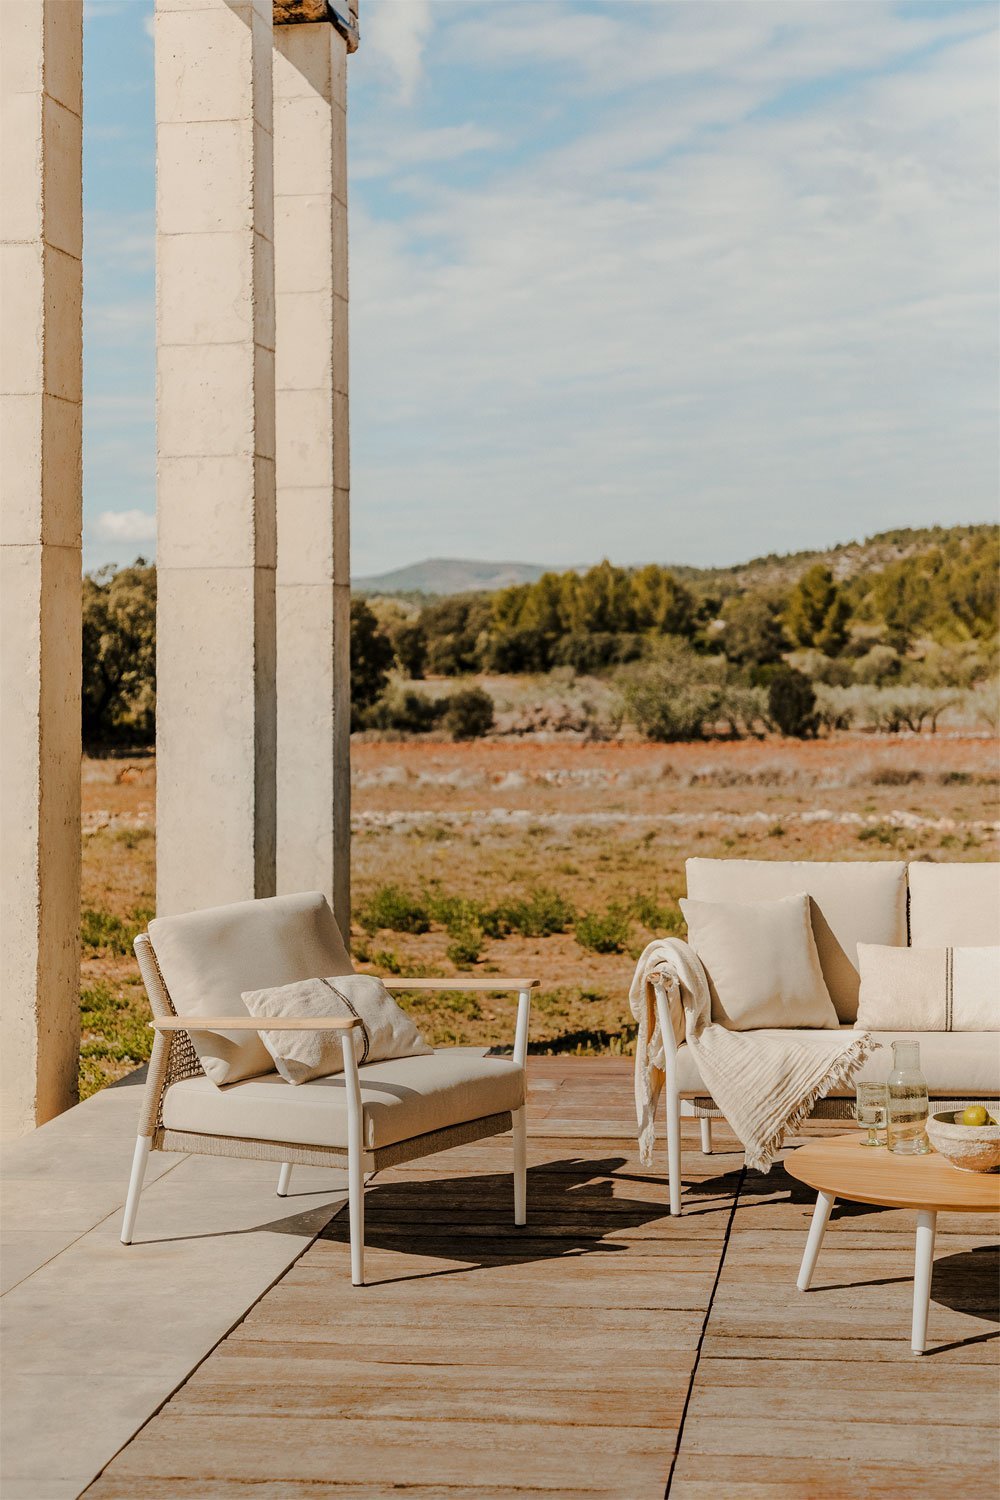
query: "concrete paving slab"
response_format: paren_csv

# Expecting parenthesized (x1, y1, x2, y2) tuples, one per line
(1, 1077, 348, 1497)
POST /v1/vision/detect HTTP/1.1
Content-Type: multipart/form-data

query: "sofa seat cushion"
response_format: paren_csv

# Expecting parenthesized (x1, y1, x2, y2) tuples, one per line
(149, 892, 354, 1087)
(908, 862, 1000, 948)
(673, 1028, 1000, 1098)
(161, 1047, 525, 1152)
(685, 859, 907, 1024)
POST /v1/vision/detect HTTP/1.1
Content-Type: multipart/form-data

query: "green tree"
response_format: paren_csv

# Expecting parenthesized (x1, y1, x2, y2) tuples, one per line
(420, 595, 491, 675)
(82, 561, 156, 745)
(768, 666, 819, 737)
(784, 565, 849, 655)
(390, 621, 427, 679)
(719, 593, 786, 666)
(350, 597, 394, 724)
(631, 565, 696, 636)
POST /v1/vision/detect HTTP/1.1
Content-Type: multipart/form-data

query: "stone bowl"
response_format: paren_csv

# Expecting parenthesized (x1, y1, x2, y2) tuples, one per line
(925, 1110, 1000, 1173)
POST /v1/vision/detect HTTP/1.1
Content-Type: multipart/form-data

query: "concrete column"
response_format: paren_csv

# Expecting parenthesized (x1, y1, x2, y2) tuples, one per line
(154, 0, 277, 915)
(0, 0, 83, 1134)
(273, 20, 351, 935)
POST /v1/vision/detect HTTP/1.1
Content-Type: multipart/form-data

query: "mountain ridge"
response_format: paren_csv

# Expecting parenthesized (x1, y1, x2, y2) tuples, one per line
(353, 524, 996, 599)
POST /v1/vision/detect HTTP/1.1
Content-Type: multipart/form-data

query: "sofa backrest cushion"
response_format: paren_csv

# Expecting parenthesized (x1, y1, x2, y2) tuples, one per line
(684, 859, 907, 1023)
(149, 892, 354, 1085)
(908, 862, 1000, 948)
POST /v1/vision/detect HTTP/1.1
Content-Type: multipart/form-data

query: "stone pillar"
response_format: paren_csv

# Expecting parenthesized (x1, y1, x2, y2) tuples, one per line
(154, 0, 278, 916)
(0, 0, 83, 1135)
(273, 15, 353, 936)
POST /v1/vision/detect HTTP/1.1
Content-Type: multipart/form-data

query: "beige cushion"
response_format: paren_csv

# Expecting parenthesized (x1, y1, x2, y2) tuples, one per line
(680, 893, 838, 1030)
(908, 862, 1000, 948)
(242, 973, 432, 1084)
(161, 1047, 525, 1152)
(673, 1028, 1000, 1098)
(856, 944, 999, 1032)
(685, 858, 907, 1023)
(149, 892, 353, 1086)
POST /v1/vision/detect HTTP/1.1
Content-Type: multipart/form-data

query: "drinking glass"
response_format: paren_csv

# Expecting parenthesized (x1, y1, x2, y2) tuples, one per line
(855, 1082, 889, 1147)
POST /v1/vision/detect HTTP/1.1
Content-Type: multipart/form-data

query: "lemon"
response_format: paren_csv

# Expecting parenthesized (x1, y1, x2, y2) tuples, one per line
(961, 1105, 989, 1127)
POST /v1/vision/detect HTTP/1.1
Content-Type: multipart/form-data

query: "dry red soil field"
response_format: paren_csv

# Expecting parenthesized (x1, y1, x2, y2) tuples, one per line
(80, 734, 999, 1096)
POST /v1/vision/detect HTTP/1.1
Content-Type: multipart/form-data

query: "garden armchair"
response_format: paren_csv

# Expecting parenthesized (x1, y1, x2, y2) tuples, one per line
(121, 892, 537, 1285)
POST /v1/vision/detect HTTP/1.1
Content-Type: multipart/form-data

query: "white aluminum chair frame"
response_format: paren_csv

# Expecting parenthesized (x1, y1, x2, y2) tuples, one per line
(123, 933, 535, 1285)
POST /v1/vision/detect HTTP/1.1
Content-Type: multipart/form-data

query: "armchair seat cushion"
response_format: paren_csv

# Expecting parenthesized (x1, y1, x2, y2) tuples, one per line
(673, 1028, 1000, 1099)
(161, 1047, 525, 1152)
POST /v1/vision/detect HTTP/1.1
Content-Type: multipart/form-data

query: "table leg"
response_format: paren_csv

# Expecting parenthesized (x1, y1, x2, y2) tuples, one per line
(797, 1190, 835, 1291)
(911, 1209, 937, 1355)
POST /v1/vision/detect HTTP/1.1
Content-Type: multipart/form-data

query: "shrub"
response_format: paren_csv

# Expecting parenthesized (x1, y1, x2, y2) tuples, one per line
(575, 905, 632, 954)
(496, 888, 575, 938)
(618, 640, 724, 741)
(767, 667, 818, 738)
(81, 907, 154, 956)
(443, 687, 495, 740)
(446, 922, 484, 967)
(362, 689, 447, 734)
(357, 885, 430, 935)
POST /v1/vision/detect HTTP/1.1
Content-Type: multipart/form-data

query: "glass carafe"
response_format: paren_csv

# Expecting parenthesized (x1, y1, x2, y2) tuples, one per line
(887, 1040, 929, 1154)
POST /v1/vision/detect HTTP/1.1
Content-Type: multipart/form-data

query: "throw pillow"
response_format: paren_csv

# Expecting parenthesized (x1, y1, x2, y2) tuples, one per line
(855, 944, 999, 1032)
(680, 892, 839, 1030)
(241, 973, 434, 1084)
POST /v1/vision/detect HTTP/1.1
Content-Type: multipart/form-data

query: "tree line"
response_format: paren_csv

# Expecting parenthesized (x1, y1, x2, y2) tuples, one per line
(81, 526, 997, 745)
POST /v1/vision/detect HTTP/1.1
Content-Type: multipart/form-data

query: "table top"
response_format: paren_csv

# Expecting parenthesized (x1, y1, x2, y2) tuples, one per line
(785, 1133, 1000, 1213)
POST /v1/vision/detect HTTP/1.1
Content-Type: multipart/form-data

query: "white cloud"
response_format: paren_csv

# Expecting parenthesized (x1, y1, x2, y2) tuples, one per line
(92, 508, 156, 543)
(363, 0, 433, 105)
(347, 4, 999, 574)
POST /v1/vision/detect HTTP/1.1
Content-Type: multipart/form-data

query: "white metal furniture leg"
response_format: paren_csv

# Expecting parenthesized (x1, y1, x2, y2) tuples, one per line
(665, 1073, 682, 1217)
(911, 1209, 937, 1354)
(653, 981, 683, 1215)
(121, 1136, 151, 1245)
(341, 1032, 365, 1286)
(276, 1163, 293, 1197)
(513, 1107, 527, 1226)
(700, 1117, 713, 1154)
(797, 1190, 835, 1291)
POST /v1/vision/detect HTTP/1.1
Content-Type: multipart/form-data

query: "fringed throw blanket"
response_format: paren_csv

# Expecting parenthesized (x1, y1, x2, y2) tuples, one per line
(629, 938, 879, 1173)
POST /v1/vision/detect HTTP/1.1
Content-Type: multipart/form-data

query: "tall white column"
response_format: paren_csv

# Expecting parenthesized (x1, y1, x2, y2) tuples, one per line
(273, 18, 352, 935)
(0, 0, 83, 1134)
(154, 0, 278, 915)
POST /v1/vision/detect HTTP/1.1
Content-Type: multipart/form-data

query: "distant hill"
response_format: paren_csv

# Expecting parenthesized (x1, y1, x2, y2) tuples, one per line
(353, 558, 553, 597)
(354, 527, 996, 599)
(670, 526, 997, 597)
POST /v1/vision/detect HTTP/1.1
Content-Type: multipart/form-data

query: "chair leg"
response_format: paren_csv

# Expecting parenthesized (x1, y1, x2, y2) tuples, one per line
(121, 1136, 151, 1245)
(276, 1162, 293, 1197)
(700, 1117, 713, 1155)
(665, 1075, 682, 1216)
(513, 1107, 527, 1226)
(347, 1144, 365, 1286)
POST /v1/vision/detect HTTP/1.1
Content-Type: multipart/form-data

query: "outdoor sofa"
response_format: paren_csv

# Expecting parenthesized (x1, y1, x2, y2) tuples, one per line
(653, 859, 1000, 1213)
(121, 892, 536, 1284)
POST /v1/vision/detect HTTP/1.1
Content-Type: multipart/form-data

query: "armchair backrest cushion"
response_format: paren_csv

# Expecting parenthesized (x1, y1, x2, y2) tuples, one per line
(908, 862, 1000, 948)
(685, 858, 907, 1023)
(148, 892, 354, 1085)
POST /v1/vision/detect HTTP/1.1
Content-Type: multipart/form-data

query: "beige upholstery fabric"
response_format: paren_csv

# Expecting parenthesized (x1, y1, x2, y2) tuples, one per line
(685, 858, 907, 1023)
(161, 1047, 526, 1151)
(672, 1027, 1000, 1098)
(679, 893, 838, 1030)
(908, 862, 1000, 948)
(856, 944, 1000, 1033)
(149, 892, 354, 1086)
(242, 973, 432, 1084)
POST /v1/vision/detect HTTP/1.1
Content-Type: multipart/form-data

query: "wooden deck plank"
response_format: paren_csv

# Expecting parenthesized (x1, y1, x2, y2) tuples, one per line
(87, 1061, 998, 1498)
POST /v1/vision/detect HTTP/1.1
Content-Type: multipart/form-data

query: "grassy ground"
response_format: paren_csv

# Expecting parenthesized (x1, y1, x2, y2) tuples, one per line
(79, 734, 999, 1097)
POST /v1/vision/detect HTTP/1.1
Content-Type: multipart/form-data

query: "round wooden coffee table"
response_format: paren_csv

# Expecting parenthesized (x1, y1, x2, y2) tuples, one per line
(786, 1133, 1000, 1354)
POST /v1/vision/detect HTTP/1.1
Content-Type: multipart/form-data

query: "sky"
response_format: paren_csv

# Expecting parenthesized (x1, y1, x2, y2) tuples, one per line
(83, 0, 999, 576)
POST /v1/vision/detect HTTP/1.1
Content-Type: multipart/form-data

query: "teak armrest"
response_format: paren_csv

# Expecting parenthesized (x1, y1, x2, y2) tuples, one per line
(150, 1016, 363, 1032)
(378, 977, 539, 992)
